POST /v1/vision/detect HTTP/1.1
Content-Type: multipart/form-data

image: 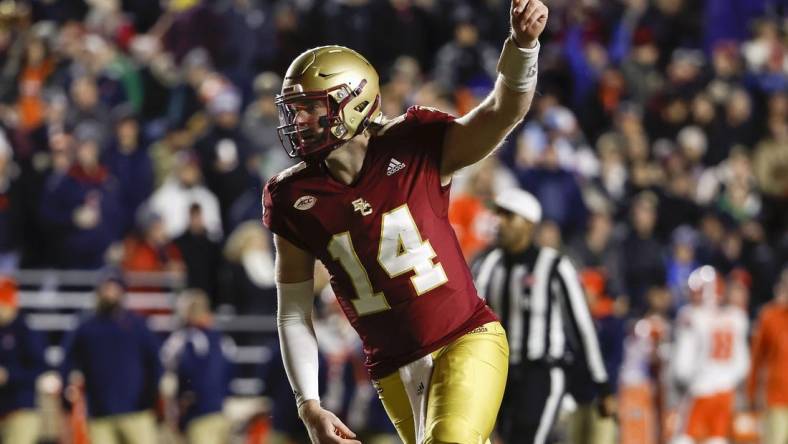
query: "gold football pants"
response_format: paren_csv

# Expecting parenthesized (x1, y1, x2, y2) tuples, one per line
(374, 321, 509, 444)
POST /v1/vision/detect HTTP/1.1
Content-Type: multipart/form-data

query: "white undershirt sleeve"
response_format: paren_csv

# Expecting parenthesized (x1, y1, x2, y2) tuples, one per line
(276, 279, 320, 408)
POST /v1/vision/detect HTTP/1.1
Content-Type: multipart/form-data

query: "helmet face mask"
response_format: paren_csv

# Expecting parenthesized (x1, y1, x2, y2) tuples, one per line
(275, 46, 382, 162)
(276, 89, 338, 160)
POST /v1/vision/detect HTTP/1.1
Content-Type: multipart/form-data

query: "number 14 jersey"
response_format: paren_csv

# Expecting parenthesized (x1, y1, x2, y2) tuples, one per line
(263, 106, 497, 379)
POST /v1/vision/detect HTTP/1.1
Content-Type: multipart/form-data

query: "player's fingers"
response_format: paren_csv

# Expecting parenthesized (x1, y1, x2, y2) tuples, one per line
(526, 3, 548, 31)
(330, 416, 357, 438)
(512, 0, 526, 15)
(522, 0, 541, 28)
(523, 0, 538, 18)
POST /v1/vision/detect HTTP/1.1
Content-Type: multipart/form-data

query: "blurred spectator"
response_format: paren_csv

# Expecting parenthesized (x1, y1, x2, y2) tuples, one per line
(592, 133, 627, 203)
(302, 0, 375, 62)
(517, 123, 588, 238)
(241, 71, 293, 180)
(149, 125, 194, 188)
(432, 6, 497, 92)
(217, 0, 277, 95)
(568, 210, 626, 299)
(621, 26, 664, 108)
(162, 289, 234, 444)
(369, 0, 434, 75)
(66, 76, 111, 146)
(657, 166, 702, 238)
(747, 268, 788, 444)
(621, 192, 666, 315)
(60, 270, 162, 444)
(194, 88, 255, 228)
(39, 125, 123, 268)
(162, 0, 225, 65)
(175, 204, 221, 300)
(14, 32, 55, 132)
(121, 210, 184, 275)
(102, 106, 154, 235)
(706, 88, 756, 165)
(0, 277, 46, 444)
(753, 110, 788, 199)
(665, 226, 700, 309)
(448, 157, 509, 259)
(568, 270, 625, 444)
(618, 286, 671, 444)
(147, 150, 222, 241)
(221, 221, 275, 314)
(0, 133, 22, 273)
(713, 149, 761, 224)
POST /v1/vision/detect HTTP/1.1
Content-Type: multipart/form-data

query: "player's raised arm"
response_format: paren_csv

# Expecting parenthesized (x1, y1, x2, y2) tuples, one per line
(274, 235, 360, 444)
(441, 0, 548, 179)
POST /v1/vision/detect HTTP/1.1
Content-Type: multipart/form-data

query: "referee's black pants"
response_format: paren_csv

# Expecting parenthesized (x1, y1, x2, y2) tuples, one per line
(496, 363, 566, 444)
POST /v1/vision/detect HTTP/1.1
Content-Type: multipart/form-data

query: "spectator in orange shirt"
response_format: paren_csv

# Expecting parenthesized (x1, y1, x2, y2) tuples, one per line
(748, 267, 788, 444)
(448, 158, 512, 259)
(122, 210, 184, 274)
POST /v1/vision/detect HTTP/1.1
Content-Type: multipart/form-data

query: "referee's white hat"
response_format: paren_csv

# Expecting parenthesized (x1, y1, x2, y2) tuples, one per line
(494, 188, 542, 223)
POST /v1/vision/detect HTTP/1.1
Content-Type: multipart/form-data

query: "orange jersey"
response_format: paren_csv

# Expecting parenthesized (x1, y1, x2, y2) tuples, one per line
(447, 194, 494, 260)
(683, 390, 735, 440)
(747, 303, 788, 407)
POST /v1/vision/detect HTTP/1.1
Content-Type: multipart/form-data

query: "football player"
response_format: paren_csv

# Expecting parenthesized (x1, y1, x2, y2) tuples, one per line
(672, 266, 750, 444)
(263, 1, 548, 442)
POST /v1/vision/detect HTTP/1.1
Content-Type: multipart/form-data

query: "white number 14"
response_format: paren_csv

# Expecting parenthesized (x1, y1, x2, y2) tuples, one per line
(327, 205, 448, 316)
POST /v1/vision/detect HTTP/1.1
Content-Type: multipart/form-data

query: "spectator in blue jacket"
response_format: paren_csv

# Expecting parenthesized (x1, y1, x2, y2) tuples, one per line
(39, 124, 124, 268)
(60, 269, 161, 444)
(0, 276, 46, 444)
(102, 106, 154, 236)
(161, 289, 233, 444)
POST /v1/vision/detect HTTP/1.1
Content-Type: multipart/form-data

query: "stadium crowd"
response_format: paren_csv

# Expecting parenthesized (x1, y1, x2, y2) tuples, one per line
(0, 0, 785, 443)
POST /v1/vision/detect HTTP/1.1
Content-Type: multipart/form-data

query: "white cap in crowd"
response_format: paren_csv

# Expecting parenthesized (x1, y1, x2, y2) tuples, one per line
(494, 188, 542, 223)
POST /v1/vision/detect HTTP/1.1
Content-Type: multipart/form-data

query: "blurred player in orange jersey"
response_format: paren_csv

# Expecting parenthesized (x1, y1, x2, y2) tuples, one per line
(671, 266, 750, 444)
(747, 267, 788, 444)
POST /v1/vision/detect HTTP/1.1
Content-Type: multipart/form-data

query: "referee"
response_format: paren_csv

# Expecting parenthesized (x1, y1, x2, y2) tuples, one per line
(471, 188, 615, 444)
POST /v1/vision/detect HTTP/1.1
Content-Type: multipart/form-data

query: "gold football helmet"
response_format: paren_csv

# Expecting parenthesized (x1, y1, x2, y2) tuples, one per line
(275, 46, 382, 160)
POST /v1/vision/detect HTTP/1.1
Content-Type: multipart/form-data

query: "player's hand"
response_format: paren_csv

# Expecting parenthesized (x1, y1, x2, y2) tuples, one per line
(598, 394, 618, 418)
(511, 0, 548, 48)
(299, 400, 361, 444)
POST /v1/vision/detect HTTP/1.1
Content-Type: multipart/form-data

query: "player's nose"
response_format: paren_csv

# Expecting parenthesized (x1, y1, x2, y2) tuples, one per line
(294, 110, 313, 125)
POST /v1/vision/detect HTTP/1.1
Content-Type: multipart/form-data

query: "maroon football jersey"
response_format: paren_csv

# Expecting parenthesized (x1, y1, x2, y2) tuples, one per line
(263, 106, 497, 379)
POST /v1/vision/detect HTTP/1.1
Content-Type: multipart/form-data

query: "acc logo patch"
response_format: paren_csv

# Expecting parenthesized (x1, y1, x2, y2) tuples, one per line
(294, 195, 317, 210)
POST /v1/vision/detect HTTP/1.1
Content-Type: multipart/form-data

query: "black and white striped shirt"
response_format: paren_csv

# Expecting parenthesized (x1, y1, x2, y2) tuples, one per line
(471, 246, 608, 385)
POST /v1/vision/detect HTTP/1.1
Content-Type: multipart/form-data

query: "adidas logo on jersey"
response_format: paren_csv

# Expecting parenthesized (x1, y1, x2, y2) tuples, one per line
(386, 158, 406, 176)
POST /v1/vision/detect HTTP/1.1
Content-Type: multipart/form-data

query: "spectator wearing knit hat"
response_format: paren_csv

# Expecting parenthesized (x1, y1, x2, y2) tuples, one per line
(60, 269, 162, 444)
(0, 277, 47, 444)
